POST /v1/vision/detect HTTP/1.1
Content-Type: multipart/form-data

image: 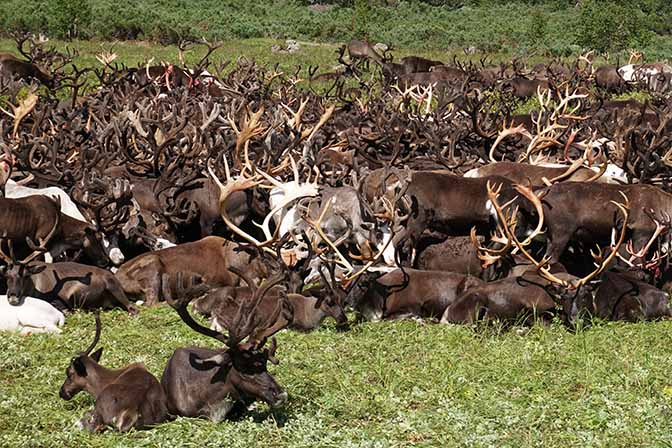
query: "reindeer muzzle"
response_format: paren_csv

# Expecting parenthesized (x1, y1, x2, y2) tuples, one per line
(108, 248, 125, 265)
(7, 294, 21, 306)
(271, 391, 288, 408)
(59, 386, 72, 401)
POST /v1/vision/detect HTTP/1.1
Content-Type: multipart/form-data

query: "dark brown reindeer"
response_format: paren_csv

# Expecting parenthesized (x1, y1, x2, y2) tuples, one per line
(446, 182, 629, 325)
(0, 195, 62, 260)
(347, 268, 484, 321)
(363, 169, 518, 265)
(499, 77, 551, 99)
(161, 273, 289, 422)
(0, 53, 54, 87)
(197, 265, 347, 332)
(594, 65, 626, 92)
(570, 271, 672, 323)
(0, 234, 137, 313)
(441, 271, 572, 325)
(59, 313, 169, 432)
(0, 194, 111, 267)
(533, 182, 672, 263)
(400, 56, 444, 73)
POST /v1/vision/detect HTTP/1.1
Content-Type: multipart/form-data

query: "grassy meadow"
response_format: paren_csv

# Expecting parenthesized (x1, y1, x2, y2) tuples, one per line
(2, 308, 672, 447)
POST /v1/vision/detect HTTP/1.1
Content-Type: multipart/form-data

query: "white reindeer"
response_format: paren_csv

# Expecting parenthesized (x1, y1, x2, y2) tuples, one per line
(0, 295, 65, 335)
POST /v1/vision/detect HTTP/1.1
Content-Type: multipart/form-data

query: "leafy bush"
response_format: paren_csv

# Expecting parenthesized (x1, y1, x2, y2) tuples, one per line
(47, 0, 93, 38)
(0, 0, 670, 53)
(576, 0, 653, 52)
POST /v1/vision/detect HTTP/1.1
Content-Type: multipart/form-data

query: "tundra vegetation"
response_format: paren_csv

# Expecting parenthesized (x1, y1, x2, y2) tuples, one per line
(3, 7, 672, 446)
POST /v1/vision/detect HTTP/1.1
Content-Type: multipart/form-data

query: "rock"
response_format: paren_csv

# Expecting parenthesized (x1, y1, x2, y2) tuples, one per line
(286, 39, 300, 54)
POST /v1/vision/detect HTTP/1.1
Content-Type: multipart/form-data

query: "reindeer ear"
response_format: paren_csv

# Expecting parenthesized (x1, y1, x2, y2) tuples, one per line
(73, 357, 87, 377)
(90, 348, 103, 362)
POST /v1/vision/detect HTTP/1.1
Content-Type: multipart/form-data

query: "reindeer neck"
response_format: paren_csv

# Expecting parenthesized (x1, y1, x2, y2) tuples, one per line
(289, 294, 325, 328)
(83, 360, 133, 398)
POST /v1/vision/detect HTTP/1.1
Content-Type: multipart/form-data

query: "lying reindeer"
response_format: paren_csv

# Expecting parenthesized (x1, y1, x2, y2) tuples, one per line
(162, 273, 289, 422)
(115, 236, 261, 306)
(570, 271, 672, 323)
(452, 182, 629, 325)
(347, 268, 484, 321)
(196, 266, 347, 333)
(59, 314, 169, 432)
(0, 236, 137, 314)
(0, 294, 64, 334)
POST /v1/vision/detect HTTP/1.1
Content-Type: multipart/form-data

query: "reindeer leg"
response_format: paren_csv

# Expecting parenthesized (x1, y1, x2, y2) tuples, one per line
(138, 273, 163, 307)
(78, 409, 105, 433)
(106, 280, 138, 315)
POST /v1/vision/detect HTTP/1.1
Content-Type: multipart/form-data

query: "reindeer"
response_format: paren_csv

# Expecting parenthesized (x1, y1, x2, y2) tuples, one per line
(463, 161, 609, 186)
(115, 236, 262, 306)
(456, 182, 629, 325)
(161, 273, 289, 422)
(363, 169, 518, 265)
(6, 180, 126, 266)
(531, 182, 672, 264)
(0, 53, 54, 87)
(0, 232, 137, 313)
(346, 40, 385, 70)
(0, 194, 112, 266)
(400, 56, 444, 73)
(0, 294, 64, 334)
(197, 266, 347, 332)
(570, 271, 672, 323)
(0, 195, 62, 260)
(347, 269, 484, 321)
(594, 65, 626, 92)
(59, 314, 169, 432)
(499, 77, 551, 98)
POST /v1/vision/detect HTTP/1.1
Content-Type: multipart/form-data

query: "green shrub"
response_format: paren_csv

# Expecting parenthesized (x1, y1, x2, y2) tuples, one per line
(576, 0, 653, 52)
(0, 0, 669, 53)
(47, 0, 93, 38)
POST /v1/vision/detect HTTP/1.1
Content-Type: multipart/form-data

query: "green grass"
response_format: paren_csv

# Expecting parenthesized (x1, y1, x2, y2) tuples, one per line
(2, 307, 672, 447)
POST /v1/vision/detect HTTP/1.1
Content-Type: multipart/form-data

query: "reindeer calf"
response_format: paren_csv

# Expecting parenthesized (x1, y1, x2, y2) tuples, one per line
(59, 315, 169, 432)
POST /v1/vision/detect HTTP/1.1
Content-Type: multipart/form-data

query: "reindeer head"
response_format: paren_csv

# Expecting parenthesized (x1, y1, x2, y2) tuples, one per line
(72, 172, 134, 266)
(59, 313, 103, 400)
(315, 262, 348, 326)
(0, 215, 59, 305)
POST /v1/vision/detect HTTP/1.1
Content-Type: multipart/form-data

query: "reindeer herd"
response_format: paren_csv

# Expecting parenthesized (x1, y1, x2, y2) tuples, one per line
(2, 33, 672, 432)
